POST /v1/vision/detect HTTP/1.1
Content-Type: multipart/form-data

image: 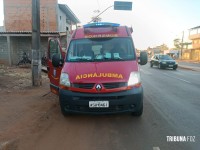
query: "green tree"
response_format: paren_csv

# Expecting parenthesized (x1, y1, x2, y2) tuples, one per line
(155, 44, 169, 52)
(173, 38, 181, 49)
(173, 38, 191, 49)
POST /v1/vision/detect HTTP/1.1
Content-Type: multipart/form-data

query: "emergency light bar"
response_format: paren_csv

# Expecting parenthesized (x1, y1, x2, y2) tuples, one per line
(83, 22, 120, 28)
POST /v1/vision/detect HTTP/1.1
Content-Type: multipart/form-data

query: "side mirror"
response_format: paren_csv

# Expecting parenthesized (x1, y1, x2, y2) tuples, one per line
(139, 51, 148, 65)
(52, 54, 63, 67)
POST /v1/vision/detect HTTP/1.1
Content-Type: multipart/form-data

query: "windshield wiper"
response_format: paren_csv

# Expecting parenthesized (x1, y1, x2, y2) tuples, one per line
(69, 58, 93, 62)
(94, 57, 126, 62)
(112, 57, 125, 61)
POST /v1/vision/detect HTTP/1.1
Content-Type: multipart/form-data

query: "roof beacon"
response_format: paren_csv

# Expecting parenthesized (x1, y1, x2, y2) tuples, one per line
(83, 22, 120, 28)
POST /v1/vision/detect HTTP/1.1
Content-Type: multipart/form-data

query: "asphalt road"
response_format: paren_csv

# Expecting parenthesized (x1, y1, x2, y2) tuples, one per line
(19, 64, 200, 150)
(140, 63, 200, 150)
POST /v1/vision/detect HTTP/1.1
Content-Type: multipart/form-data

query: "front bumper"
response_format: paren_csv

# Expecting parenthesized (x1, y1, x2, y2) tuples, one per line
(161, 63, 178, 68)
(59, 87, 143, 114)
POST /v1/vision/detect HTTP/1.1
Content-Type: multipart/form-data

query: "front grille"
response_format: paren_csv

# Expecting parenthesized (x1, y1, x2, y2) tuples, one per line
(71, 82, 127, 90)
(102, 82, 127, 89)
(79, 96, 125, 101)
(71, 83, 95, 89)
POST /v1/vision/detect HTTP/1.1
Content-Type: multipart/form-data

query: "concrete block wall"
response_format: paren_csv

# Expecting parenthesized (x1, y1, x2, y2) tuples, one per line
(4, 0, 58, 31)
(41, 37, 48, 57)
(0, 36, 49, 65)
(12, 37, 48, 64)
(16, 37, 32, 64)
(0, 37, 8, 64)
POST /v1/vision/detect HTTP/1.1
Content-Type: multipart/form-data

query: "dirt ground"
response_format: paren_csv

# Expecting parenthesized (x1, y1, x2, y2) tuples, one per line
(0, 65, 59, 150)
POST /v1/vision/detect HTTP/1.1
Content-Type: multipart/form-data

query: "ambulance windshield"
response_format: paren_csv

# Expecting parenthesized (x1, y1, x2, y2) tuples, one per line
(66, 38, 136, 62)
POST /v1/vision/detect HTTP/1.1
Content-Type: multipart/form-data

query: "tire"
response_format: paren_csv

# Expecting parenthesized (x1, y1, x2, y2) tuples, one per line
(59, 100, 72, 116)
(27, 59, 31, 64)
(158, 63, 162, 69)
(17, 61, 21, 66)
(17, 60, 24, 66)
(60, 105, 70, 116)
(150, 62, 153, 67)
(131, 102, 143, 117)
(173, 67, 177, 70)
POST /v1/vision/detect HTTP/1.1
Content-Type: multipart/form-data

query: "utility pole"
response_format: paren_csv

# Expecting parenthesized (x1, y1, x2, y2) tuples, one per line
(32, 0, 42, 86)
(180, 31, 184, 59)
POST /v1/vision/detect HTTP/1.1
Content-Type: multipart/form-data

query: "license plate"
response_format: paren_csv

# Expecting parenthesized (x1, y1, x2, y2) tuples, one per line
(169, 65, 173, 67)
(89, 101, 109, 108)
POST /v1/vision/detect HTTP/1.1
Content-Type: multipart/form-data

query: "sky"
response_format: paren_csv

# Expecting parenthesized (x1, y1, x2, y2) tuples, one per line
(0, 0, 200, 49)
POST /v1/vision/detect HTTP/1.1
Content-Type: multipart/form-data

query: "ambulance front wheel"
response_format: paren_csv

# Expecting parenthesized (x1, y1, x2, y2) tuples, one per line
(60, 102, 71, 116)
(131, 101, 143, 117)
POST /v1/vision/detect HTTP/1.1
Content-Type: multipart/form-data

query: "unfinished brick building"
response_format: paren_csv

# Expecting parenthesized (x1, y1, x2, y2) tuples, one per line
(0, 0, 80, 65)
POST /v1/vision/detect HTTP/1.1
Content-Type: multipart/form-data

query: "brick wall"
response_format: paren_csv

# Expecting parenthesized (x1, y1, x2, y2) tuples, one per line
(4, 0, 58, 31)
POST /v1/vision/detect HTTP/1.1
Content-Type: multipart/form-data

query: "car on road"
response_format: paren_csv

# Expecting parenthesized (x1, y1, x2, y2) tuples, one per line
(150, 54, 178, 70)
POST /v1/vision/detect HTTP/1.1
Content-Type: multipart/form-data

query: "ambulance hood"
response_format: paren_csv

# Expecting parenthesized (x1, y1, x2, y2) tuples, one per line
(62, 61, 139, 83)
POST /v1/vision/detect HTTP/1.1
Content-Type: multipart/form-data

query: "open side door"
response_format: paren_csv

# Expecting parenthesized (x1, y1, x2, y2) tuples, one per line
(47, 37, 64, 95)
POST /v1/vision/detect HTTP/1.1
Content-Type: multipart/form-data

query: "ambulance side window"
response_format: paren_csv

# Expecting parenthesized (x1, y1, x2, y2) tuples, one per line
(49, 40, 61, 60)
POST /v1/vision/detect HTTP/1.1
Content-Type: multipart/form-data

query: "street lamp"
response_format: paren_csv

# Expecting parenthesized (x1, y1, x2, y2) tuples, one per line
(92, 10, 102, 22)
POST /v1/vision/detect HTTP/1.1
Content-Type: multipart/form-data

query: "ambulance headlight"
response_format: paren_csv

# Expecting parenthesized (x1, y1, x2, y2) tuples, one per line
(128, 72, 141, 86)
(60, 73, 70, 87)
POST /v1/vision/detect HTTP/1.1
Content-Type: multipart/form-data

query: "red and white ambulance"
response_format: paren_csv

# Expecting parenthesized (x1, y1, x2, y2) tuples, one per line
(47, 22, 147, 116)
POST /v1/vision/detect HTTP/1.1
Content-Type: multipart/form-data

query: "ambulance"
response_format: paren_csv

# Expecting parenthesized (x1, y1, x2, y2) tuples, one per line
(47, 22, 147, 116)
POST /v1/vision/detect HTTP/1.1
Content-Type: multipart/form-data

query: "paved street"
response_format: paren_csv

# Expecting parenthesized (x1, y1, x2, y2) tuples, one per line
(140, 64, 200, 149)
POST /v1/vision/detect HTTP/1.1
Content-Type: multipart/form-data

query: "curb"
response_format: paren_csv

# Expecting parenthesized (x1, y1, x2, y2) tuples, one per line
(176, 60, 200, 64)
(178, 65, 199, 71)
